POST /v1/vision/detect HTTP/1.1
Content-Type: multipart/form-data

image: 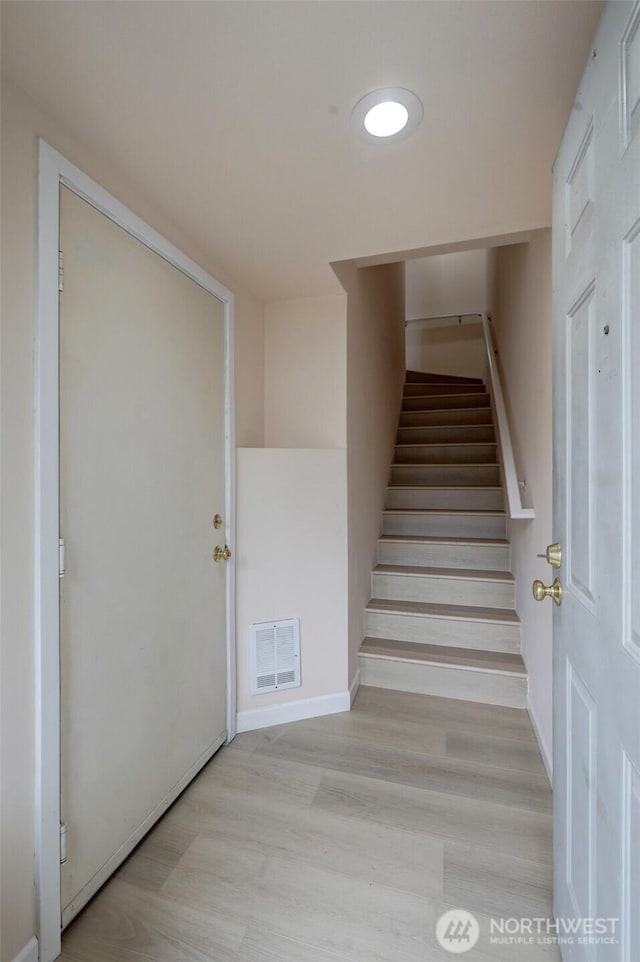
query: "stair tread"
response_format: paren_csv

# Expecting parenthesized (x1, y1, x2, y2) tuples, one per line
(405, 381, 482, 386)
(403, 392, 488, 400)
(406, 370, 483, 384)
(384, 508, 505, 517)
(405, 380, 485, 386)
(400, 416, 493, 424)
(398, 424, 495, 432)
(359, 638, 526, 675)
(380, 534, 509, 546)
(406, 369, 482, 376)
(399, 419, 493, 426)
(374, 564, 514, 583)
(395, 441, 497, 448)
(402, 402, 489, 409)
(366, 598, 520, 624)
(392, 462, 499, 467)
(404, 387, 489, 391)
(401, 405, 491, 412)
(388, 485, 503, 491)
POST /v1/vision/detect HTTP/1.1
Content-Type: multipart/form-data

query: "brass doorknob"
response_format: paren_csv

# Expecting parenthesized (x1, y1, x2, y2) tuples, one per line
(532, 577, 562, 606)
(213, 545, 232, 562)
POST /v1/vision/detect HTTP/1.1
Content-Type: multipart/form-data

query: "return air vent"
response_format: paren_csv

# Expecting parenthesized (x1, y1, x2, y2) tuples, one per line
(250, 618, 301, 695)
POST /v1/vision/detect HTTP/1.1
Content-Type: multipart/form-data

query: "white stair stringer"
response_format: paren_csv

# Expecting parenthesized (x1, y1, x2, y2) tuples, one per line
(358, 369, 526, 708)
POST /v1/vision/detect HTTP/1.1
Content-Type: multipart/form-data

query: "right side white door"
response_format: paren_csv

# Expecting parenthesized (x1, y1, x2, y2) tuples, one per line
(552, 3, 640, 960)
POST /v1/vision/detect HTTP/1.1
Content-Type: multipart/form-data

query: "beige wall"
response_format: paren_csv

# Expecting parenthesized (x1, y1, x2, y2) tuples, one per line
(405, 249, 491, 320)
(405, 318, 486, 380)
(264, 295, 346, 447)
(0, 79, 265, 962)
(405, 249, 491, 378)
(493, 229, 553, 771)
(235, 299, 265, 447)
(239, 295, 348, 723)
(333, 262, 406, 684)
(240, 268, 403, 713)
(235, 449, 348, 714)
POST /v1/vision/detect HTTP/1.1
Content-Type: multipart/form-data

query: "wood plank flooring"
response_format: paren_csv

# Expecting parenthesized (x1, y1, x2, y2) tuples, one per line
(59, 687, 558, 962)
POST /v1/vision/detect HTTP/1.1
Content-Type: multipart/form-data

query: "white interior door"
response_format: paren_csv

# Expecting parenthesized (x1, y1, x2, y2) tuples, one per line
(59, 185, 229, 926)
(552, 3, 640, 959)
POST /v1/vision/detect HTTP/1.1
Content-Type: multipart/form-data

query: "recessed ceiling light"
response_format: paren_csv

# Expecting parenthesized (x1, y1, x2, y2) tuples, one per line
(351, 87, 423, 144)
(364, 102, 409, 137)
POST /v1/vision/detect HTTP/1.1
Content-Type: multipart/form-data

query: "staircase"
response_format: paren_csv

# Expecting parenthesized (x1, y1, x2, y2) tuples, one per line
(358, 369, 527, 708)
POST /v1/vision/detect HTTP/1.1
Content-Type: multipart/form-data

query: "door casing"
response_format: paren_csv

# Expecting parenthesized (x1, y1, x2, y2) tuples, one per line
(34, 139, 237, 962)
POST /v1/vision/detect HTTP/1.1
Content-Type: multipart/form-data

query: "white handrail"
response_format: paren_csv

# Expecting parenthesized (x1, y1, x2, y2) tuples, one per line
(481, 314, 535, 521)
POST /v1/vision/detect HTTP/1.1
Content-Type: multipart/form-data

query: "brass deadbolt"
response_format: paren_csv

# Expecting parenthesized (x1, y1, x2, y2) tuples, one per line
(545, 543, 562, 568)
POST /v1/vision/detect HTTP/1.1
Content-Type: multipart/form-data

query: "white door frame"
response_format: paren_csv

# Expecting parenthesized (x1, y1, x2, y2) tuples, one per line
(34, 139, 236, 962)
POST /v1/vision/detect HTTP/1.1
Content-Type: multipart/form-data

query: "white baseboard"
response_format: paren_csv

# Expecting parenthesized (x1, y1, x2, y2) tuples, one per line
(10, 937, 38, 962)
(349, 668, 361, 705)
(236, 689, 351, 733)
(526, 694, 553, 786)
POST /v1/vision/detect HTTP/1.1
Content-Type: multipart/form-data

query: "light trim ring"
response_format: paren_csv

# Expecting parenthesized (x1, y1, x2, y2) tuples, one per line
(351, 87, 423, 145)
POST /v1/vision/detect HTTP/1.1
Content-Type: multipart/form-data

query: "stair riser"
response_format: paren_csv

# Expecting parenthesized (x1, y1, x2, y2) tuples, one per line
(402, 394, 491, 411)
(397, 426, 495, 445)
(378, 540, 511, 570)
(395, 444, 497, 465)
(371, 572, 515, 609)
(359, 657, 527, 708)
(383, 513, 506, 539)
(386, 487, 504, 511)
(365, 610, 520, 652)
(404, 383, 485, 397)
(391, 464, 500, 485)
(399, 408, 493, 428)
(405, 371, 483, 385)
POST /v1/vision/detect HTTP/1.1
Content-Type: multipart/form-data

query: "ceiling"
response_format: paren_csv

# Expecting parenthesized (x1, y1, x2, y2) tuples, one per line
(1, 1, 602, 301)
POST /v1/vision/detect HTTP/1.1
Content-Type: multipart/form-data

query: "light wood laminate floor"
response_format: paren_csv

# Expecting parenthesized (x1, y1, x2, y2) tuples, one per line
(60, 687, 559, 962)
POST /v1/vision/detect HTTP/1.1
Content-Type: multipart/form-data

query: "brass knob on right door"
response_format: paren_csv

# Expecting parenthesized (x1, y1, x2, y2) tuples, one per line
(532, 577, 562, 606)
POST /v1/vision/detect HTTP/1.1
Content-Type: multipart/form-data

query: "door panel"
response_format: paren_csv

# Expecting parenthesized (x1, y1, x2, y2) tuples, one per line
(621, 752, 640, 956)
(566, 662, 596, 922)
(553, 4, 640, 961)
(59, 186, 228, 924)
(566, 283, 596, 610)
(624, 221, 640, 664)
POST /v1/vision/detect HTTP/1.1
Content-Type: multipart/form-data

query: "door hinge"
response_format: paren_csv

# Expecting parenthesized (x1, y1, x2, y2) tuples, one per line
(58, 250, 64, 292)
(58, 537, 66, 578)
(60, 823, 67, 864)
